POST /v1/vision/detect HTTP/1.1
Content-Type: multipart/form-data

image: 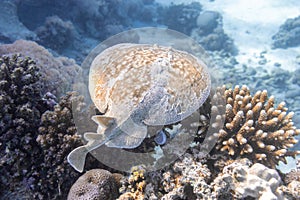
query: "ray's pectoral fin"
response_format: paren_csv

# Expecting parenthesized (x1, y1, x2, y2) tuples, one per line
(92, 115, 116, 129)
(92, 115, 117, 134)
(84, 132, 106, 141)
(68, 131, 107, 173)
(106, 116, 148, 149)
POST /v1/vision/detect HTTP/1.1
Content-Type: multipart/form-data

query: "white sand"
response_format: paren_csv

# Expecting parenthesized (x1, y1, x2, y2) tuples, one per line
(157, 0, 300, 71)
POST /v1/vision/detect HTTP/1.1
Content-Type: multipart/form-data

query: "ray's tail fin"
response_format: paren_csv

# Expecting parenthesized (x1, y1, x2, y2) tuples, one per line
(67, 146, 89, 173)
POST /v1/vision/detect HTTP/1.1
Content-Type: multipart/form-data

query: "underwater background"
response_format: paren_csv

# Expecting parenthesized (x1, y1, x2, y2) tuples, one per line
(0, 0, 300, 199)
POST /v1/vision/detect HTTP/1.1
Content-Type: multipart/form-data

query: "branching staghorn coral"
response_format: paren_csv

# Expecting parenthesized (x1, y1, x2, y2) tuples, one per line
(206, 85, 300, 168)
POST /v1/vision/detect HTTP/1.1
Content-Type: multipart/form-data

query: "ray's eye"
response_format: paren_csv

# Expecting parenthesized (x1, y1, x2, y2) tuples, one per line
(154, 130, 167, 145)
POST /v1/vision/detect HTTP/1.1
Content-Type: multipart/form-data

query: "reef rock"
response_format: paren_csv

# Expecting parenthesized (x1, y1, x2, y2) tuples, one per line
(68, 169, 119, 200)
(0, 1, 36, 43)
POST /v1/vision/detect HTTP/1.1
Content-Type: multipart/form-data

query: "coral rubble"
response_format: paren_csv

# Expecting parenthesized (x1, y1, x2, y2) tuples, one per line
(161, 153, 211, 199)
(117, 156, 289, 199)
(68, 169, 120, 200)
(281, 159, 300, 199)
(118, 166, 147, 200)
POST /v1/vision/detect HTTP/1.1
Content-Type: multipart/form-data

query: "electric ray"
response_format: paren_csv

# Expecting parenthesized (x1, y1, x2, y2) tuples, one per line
(68, 43, 211, 172)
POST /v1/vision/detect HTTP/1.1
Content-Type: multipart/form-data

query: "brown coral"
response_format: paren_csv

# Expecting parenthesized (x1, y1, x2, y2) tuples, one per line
(118, 166, 147, 200)
(34, 92, 99, 199)
(0, 54, 44, 198)
(68, 169, 120, 200)
(209, 85, 300, 168)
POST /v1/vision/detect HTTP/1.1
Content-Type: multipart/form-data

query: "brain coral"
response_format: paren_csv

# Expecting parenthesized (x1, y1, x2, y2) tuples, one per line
(68, 169, 119, 200)
(207, 85, 300, 168)
(0, 40, 81, 97)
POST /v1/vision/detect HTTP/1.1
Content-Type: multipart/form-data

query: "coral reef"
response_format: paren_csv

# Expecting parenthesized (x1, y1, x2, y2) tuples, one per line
(0, 77, 100, 200)
(191, 11, 237, 54)
(114, 84, 300, 199)
(35, 15, 76, 53)
(0, 0, 36, 43)
(118, 157, 288, 199)
(68, 169, 120, 200)
(207, 85, 300, 168)
(0, 40, 81, 97)
(0, 54, 44, 198)
(272, 15, 300, 49)
(160, 2, 202, 35)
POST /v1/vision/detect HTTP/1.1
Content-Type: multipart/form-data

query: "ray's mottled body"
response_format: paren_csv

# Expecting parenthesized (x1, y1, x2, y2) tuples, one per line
(68, 43, 211, 172)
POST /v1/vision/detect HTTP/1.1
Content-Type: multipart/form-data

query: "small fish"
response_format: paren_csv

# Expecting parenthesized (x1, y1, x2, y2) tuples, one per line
(68, 43, 211, 172)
